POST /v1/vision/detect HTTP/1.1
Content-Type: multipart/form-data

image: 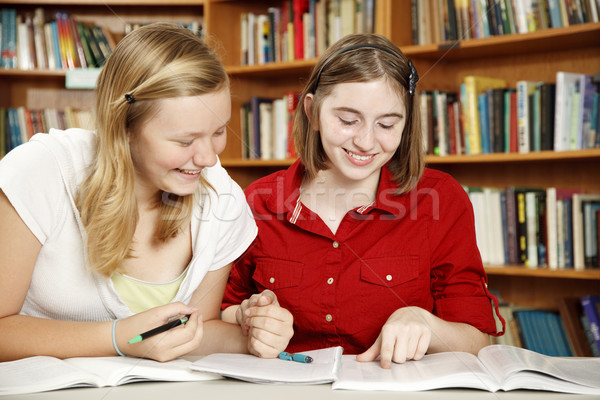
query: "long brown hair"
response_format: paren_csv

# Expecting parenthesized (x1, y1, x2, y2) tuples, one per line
(293, 33, 423, 193)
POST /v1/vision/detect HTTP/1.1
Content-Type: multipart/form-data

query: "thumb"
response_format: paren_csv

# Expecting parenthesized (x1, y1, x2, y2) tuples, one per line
(258, 290, 278, 306)
(356, 335, 382, 363)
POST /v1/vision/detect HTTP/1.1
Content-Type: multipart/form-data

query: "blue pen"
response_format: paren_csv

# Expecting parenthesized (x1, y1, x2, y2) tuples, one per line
(278, 352, 313, 363)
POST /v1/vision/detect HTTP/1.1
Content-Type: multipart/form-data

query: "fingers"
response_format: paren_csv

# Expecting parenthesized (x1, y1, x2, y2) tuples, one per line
(125, 307, 204, 362)
(257, 290, 279, 306)
(357, 318, 433, 368)
(356, 334, 382, 362)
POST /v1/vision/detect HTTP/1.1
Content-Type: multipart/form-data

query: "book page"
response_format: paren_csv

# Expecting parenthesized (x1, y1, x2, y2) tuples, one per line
(66, 356, 221, 386)
(478, 345, 600, 394)
(190, 347, 343, 384)
(332, 352, 500, 392)
(0, 356, 221, 396)
(0, 356, 101, 395)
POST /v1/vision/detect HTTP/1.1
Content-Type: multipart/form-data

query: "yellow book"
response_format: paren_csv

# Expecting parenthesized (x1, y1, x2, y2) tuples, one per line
(463, 75, 507, 154)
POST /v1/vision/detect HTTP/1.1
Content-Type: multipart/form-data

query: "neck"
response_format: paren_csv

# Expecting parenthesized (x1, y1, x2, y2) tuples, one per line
(301, 168, 380, 214)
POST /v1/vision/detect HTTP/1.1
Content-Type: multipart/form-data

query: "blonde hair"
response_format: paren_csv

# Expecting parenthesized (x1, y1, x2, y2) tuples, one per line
(76, 23, 228, 276)
(293, 33, 423, 193)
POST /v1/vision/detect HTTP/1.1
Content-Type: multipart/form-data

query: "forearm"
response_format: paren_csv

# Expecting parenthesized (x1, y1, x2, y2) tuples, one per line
(0, 315, 115, 362)
(190, 319, 248, 355)
(427, 314, 489, 355)
(220, 305, 239, 324)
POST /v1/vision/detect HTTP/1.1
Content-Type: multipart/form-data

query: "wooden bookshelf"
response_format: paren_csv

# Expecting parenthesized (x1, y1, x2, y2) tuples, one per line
(1, 0, 599, 311)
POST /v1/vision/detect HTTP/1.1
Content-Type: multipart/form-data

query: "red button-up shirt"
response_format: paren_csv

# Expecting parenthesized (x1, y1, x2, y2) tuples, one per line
(223, 160, 502, 354)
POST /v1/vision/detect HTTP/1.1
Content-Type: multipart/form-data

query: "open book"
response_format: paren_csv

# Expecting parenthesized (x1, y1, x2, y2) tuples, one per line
(333, 344, 600, 394)
(0, 355, 221, 395)
(190, 346, 343, 384)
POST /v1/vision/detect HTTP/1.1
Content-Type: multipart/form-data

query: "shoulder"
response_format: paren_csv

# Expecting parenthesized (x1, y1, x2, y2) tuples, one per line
(202, 158, 242, 194)
(29, 128, 96, 169)
(1, 128, 95, 180)
(416, 168, 466, 195)
(245, 168, 287, 193)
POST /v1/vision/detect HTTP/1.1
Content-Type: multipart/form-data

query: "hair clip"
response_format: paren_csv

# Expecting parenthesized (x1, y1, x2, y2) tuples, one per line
(408, 60, 419, 96)
(124, 93, 136, 104)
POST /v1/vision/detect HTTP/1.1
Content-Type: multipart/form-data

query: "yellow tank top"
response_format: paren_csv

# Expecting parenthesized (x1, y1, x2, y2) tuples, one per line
(112, 268, 188, 313)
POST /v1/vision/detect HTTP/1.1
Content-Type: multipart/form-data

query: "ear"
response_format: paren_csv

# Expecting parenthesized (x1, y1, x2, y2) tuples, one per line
(303, 93, 319, 130)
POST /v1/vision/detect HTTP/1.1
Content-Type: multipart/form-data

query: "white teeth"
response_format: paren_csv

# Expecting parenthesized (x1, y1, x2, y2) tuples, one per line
(178, 169, 201, 175)
(346, 150, 374, 161)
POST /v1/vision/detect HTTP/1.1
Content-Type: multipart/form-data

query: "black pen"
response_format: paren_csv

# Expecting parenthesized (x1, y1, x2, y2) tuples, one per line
(128, 315, 190, 344)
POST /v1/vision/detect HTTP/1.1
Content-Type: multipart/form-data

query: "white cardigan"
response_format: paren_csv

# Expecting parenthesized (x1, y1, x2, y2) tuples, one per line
(0, 128, 257, 320)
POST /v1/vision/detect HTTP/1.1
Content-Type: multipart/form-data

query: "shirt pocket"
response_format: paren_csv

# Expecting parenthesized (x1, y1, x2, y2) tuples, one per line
(253, 258, 303, 313)
(358, 255, 426, 328)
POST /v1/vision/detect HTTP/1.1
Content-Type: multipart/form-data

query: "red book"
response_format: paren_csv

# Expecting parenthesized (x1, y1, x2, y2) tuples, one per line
(69, 16, 87, 68)
(286, 91, 300, 159)
(293, 0, 309, 60)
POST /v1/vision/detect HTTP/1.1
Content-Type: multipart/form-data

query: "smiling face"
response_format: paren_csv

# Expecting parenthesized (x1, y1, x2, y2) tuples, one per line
(308, 78, 406, 186)
(129, 88, 231, 201)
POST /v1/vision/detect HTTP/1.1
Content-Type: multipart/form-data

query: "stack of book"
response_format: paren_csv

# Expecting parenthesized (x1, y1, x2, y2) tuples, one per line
(464, 186, 600, 270)
(421, 71, 600, 155)
(0, 107, 93, 156)
(240, 0, 376, 65)
(0, 8, 203, 70)
(411, 0, 600, 45)
(240, 93, 300, 160)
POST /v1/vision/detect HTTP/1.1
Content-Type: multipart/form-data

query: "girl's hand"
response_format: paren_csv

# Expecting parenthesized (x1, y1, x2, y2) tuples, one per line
(241, 290, 294, 358)
(117, 302, 202, 362)
(356, 306, 432, 369)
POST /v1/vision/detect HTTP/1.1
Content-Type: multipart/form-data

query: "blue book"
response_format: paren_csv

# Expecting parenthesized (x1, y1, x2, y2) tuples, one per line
(550, 312, 574, 356)
(1, 8, 17, 68)
(478, 93, 490, 153)
(51, 21, 62, 69)
(530, 311, 554, 356)
(591, 92, 599, 148)
(532, 85, 541, 152)
(581, 295, 600, 355)
(547, 0, 563, 28)
(7, 108, 22, 151)
(515, 310, 537, 352)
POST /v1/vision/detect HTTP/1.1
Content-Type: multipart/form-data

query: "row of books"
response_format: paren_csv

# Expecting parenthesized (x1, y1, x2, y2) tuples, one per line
(240, 93, 300, 160)
(412, 0, 600, 45)
(495, 295, 600, 357)
(422, 72, 600, 156)
(241, 0, 375, 65)
(465, 186, 600, 270)
(0, 8, 114, 70)
(0, 8, 203, 70)
(0, 107, 93, 157)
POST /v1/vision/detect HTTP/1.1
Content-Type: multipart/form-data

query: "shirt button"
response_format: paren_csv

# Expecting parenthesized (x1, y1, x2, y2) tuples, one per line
(269, 277, 275, 284)
(332, 241, 339, 248)
(386, 274, 392, 281)
(325, 314, 333, 322)
(327, 277, 334, 285)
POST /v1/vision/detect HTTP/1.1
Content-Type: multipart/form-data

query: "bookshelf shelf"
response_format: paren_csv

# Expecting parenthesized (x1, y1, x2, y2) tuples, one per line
(426, 149, 600, 164)
(222, 149, 600, 168)
(485, 266, 600, 280)
(221, 158, 295, 168)
(226, 59, 316, 77)
(401, 22, 600, 60)
(0, 69, 67, 77)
